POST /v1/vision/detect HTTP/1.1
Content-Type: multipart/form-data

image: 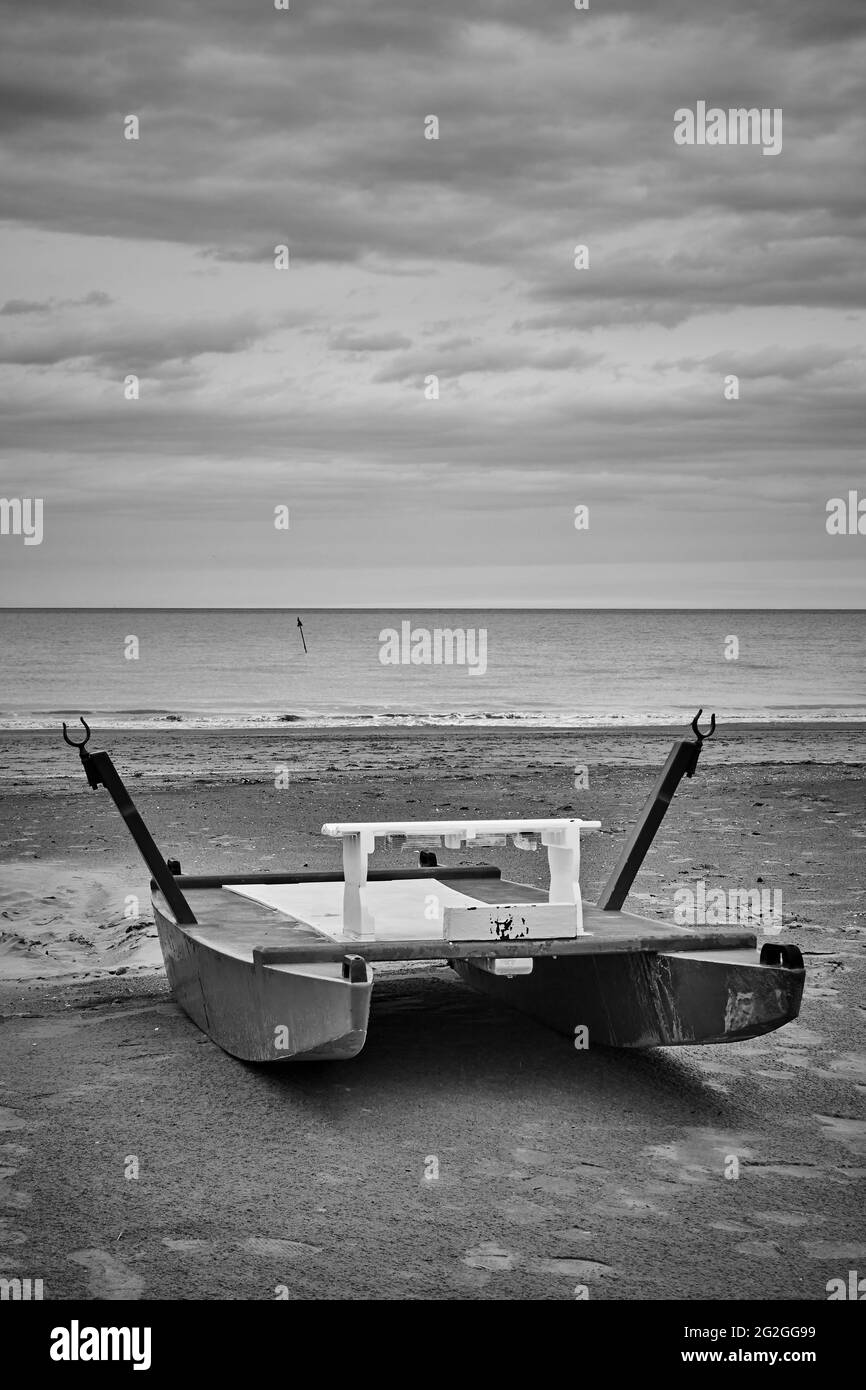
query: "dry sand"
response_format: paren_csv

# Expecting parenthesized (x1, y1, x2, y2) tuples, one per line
(1, 728, 864, 1299)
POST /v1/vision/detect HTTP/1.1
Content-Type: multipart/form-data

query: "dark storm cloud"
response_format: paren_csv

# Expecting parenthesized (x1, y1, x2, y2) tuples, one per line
(664, 345, 864, 380)
(0, 0, 863, 316)
(0, 291, 113, 315)
(373, 340, 602, 382)
(201, 243, 360, 267)
(6, 0, 866, 48)
(1, 298, 59, 316)
(0, 311, 281, 371)
(0, 79, 103, 132)
(529, 233, 866, 325)
(329, 330, 412, 352)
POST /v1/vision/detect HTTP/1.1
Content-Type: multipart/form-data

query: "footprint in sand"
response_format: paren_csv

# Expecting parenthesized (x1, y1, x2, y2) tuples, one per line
(240, 1238, 322, 1258)
(510, 1147, 606, 1186)
(826, 1053, 866, 1091)
(496, 1198, 556, 1227)
(644, 1128, 756, 1185)
(746, 1162, 844, 1181)
(803, 957, 852, 1007)
(0, 1218, 28, 1247)
(529, 1173, 600, 1198)
(593, 1187, 669, 1219)
(511, 1147, 557, 1168)
(752, 1211, 822, 1229)
(0, 1168, 31, 1210)
(814, 1115, 866, 1155)
(802, 1241, 866, 1260)
(735, 1240, 782, 1259)
(462, 1243, 613, 1281)
(68, 1249, 144, 1299)
(773, 1022, 825, 1051)
(0, 1213, 29, 1273)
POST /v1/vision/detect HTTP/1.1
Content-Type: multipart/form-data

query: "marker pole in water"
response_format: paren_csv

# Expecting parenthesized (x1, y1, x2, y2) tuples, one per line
(297, 616, 308, 653)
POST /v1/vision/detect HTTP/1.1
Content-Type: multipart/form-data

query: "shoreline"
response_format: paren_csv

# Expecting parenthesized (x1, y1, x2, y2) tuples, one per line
(6, 719, 866, 733)
(2, 724, 863, 798)
(4, 719, 866, 735)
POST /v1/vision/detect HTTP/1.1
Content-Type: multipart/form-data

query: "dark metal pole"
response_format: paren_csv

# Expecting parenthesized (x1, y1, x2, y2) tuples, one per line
(595, 710, 715, 912)
(62, 720, 197, 924)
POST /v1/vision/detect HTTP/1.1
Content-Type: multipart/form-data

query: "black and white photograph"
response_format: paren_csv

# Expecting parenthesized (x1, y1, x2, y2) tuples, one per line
(1, 0, 864, 1344)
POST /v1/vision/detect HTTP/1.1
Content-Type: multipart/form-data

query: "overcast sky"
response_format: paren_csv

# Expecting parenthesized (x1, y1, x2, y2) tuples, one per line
(0, 0, 864, 607)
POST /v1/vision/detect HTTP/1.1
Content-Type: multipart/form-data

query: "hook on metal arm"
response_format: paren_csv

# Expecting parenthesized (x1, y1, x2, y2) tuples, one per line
(597, 708, 719, 909)
(59, 716, 196, 922)
(691, 708, 716, 744)
(62, 716, 99, 787)
(62, 716, 91, 748)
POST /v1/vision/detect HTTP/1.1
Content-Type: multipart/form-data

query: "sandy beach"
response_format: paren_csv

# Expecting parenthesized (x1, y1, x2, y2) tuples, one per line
(1, 727, 864, 1300)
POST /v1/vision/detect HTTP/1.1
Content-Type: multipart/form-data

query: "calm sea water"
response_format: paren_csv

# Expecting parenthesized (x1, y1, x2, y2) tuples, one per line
(0, 609, 863, 729)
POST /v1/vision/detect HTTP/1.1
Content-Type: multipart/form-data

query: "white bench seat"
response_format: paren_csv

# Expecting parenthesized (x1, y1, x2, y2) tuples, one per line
(320, 817, 601, 930)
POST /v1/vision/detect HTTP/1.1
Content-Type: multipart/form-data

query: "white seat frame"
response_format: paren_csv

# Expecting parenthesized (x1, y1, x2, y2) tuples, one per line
(321, 818, 601, 906)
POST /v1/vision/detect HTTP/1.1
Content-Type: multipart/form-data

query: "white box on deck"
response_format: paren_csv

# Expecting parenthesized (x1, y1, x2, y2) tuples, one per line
(443, 902, 580, 942)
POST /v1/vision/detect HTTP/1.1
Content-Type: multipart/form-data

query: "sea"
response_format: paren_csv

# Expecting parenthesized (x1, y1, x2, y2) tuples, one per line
(0, 608, 864, 730)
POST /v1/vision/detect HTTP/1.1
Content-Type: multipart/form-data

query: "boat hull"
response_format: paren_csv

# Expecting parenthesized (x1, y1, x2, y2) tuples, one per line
(154, 876, 803, 1060)
(453, 945, 804, 1048)
(155, 906, 373, 1062)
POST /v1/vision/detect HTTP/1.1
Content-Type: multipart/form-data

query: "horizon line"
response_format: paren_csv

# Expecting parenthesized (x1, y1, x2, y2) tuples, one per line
(1, 604, 864, 614)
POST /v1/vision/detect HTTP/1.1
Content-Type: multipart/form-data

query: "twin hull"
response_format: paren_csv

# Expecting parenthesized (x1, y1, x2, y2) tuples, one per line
(156, 909, 373, 1061)
(155, 903, 804, 1064)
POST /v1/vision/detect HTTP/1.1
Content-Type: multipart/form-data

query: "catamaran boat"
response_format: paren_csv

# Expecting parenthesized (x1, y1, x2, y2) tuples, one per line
(62, 712, 804, 1062)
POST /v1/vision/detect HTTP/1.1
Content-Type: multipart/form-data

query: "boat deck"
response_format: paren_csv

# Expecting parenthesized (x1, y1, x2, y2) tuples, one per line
(154, 870, 756, 966)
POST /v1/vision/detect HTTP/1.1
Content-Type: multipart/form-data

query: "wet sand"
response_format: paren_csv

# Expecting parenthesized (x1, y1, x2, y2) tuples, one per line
(1, 728, 864, 1299)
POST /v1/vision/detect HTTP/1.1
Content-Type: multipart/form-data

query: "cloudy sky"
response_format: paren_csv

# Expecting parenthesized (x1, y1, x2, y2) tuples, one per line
(0, 0, 864, 607)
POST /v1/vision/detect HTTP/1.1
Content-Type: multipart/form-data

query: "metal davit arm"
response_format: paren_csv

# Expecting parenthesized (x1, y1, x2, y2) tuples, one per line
(595, 710, 716, 912)
(61, 718, 197, 925)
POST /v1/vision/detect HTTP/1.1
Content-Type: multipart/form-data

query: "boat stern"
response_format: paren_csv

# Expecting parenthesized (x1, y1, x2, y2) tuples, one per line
(154, 903, 374, 1063)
